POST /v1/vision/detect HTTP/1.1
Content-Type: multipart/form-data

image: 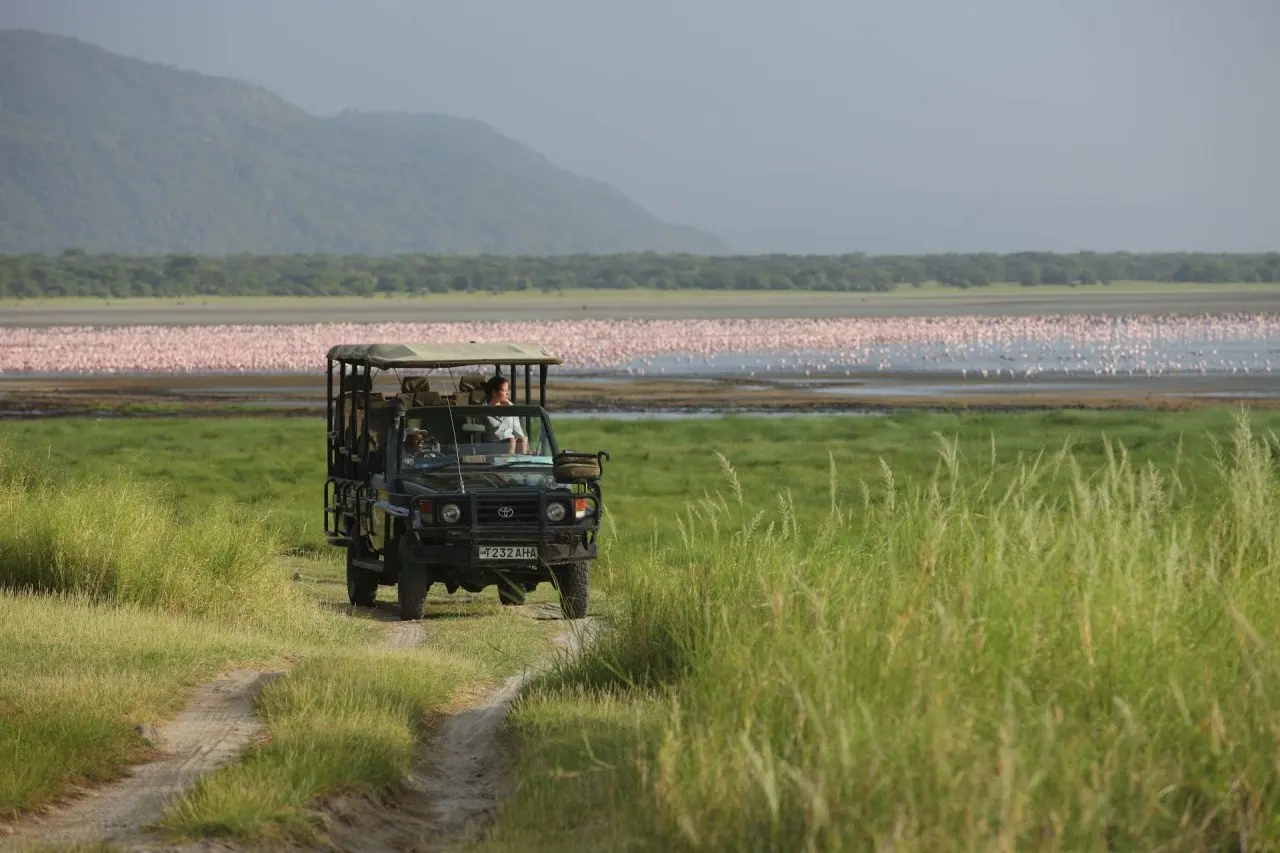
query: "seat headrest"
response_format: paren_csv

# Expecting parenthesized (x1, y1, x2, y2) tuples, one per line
(458, 372, 489, 405)
(401, 376, 431, 393)
(400, 389, 442, 407)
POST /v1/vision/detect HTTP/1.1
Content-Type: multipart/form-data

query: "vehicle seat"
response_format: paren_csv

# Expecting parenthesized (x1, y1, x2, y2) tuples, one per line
(401, 376, 430, 394)
(399, 376, 441, 407)
(342, 391, 387, 434)
(457, 372, 488, 405)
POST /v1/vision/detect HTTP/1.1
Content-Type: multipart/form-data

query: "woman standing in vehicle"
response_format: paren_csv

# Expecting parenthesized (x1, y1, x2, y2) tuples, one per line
(482, 375, 530, 454)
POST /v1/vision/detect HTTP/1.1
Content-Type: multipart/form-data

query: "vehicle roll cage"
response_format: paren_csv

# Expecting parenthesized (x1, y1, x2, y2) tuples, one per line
(325, 358, 549, 481)
(323, 343, 564, 545)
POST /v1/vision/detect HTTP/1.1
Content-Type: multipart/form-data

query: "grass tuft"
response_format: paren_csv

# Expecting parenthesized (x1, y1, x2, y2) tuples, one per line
(0, 441, 290, 623)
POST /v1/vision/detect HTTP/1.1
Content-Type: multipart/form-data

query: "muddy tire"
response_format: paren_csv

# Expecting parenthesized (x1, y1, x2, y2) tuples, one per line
(346, 543, 378, 607)
(398, 564, 430, 621)
(497, 578, 526, 606)
(555, 562, 590, 619)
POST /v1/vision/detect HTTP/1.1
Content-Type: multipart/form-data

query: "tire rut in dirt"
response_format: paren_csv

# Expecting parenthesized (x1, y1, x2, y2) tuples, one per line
(316, 617, 601, 853)
(0, 601, 427, 851)
(0, 669, 285, 852)
(384, 619, 426, 649)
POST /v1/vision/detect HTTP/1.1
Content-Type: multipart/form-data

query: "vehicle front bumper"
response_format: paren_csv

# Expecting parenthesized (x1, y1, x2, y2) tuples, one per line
(404, 530, 596, 567)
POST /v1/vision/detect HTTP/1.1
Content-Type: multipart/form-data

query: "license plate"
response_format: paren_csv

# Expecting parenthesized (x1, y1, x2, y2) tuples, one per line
(478, 545, 537, 560)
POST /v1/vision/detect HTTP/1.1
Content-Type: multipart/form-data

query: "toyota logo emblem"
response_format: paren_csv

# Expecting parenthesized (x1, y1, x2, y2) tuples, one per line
(497, 506, 515, 518)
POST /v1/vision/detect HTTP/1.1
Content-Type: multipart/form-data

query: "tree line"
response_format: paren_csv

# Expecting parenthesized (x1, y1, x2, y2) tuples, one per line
(2, 250, 1278, 299)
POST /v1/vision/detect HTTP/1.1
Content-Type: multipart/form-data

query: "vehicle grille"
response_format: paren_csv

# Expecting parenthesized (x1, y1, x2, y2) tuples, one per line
(475, 495, 541, 527)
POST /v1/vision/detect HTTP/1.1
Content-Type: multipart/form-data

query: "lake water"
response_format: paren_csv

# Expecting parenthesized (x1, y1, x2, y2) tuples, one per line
(624, 334, 1280, 380)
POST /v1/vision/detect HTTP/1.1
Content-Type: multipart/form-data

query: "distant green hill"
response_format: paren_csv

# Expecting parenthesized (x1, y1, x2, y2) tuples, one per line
(0, 29, 728, 256)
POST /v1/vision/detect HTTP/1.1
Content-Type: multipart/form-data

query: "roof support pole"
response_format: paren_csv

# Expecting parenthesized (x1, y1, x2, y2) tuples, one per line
(357, 363, 372, 481)
(326, 359, 335, 476)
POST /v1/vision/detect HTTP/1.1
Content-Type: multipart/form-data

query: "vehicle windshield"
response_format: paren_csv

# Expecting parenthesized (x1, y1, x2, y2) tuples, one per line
(396, 405, 556, 481)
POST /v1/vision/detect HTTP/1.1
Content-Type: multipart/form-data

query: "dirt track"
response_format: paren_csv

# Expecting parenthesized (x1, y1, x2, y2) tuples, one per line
(318, 611, 600, 853)
(0, 607, 594, 853)
(0, 669, 286, 852)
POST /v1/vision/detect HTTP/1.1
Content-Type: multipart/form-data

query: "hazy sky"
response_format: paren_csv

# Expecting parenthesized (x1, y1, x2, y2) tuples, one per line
(3, 0, 1277, 253)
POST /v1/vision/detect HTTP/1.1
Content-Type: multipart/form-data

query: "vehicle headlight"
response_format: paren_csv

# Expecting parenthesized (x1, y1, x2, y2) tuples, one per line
(440, 503, 462, 524)
(544, 501, 567, 523)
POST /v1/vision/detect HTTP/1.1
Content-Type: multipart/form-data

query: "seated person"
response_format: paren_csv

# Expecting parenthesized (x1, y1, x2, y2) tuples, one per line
(401, 427, 442, 467)
(482, 375, 529, 454)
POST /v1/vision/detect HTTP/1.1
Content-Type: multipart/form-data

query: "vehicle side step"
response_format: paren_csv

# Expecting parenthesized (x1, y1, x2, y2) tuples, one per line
(352, 557, 385, 572)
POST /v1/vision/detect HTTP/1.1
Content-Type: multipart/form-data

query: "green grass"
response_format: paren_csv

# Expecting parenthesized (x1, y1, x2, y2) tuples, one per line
(0, 419, 323, 553)
(7, 409, 1280, 847)
(0, 591, 315, 821)
(0, 437, 355, 818)
(0, 456, 289, 622)
(478, 408, 1280, 851)
(6, 408, 1269, 558)
(162, 590, 559, 842)
(0, 576, 563, 841)
(0, 430, 564, 841)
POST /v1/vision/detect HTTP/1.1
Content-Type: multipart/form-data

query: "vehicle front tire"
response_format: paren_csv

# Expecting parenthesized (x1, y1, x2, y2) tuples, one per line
(555, 562, 590, 619)
(346, 543, 378, 607)
(497, 577, 526, 606)
(398, 564, 430, 621)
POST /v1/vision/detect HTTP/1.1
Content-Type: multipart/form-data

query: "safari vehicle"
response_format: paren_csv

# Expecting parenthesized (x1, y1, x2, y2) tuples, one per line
(323, 343, 609, 620)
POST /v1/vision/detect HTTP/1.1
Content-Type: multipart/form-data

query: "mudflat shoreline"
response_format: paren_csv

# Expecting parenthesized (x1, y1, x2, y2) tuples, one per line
(3, 371, 1278, 419)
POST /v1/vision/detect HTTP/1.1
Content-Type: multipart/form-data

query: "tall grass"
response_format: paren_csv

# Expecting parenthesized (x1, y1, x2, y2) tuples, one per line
(571, 411, 1280, 850)
(0, 441, 290, 622)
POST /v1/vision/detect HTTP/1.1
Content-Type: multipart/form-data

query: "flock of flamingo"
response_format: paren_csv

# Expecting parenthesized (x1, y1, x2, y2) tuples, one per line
(1, 314, 1278, 378)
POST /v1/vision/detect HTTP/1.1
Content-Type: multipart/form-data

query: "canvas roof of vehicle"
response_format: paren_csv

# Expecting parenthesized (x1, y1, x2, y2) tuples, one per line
(326, 342, 563, 369)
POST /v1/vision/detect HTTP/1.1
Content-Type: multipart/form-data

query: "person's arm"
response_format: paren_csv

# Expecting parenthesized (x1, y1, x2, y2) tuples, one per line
(486, 415, 511, 440)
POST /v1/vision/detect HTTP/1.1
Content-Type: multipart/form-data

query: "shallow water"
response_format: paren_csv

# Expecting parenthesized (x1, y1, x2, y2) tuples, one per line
(627, 333, 1280, 380)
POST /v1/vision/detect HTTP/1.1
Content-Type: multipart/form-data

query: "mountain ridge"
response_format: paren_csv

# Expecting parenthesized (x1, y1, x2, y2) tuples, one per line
(0, 29, 728, 256)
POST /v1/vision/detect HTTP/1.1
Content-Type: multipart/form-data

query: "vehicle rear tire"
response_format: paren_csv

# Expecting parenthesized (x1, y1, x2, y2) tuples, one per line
(555, 562, 590, 619)
(497, 577, 526, 606)
(398, 564, 430, 621)
(346, 543, 378, 607)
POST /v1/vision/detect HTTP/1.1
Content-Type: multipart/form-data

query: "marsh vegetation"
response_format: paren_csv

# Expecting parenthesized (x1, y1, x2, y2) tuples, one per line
(4, 408, 1280, 848)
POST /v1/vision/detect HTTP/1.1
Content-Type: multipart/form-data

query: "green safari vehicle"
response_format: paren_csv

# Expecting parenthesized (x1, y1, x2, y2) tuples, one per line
(323, 343, 609, 620)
